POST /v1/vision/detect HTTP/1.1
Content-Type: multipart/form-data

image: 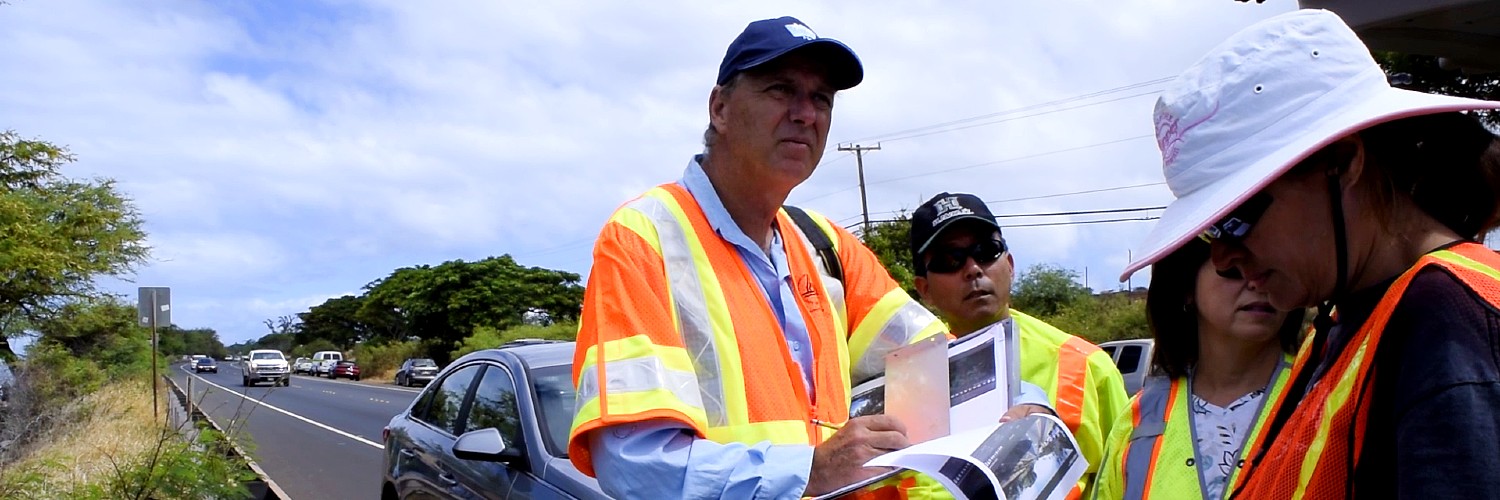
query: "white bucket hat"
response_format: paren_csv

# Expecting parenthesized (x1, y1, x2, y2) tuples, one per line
(1119, 9, 1500, 282)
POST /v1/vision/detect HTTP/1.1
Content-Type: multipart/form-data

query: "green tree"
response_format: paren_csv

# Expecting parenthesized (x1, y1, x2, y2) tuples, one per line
(857, 214, 918, 299)
(30, 297, 152, 376)
(358, 255, 584, 348)
(0, 131, 149, 357)
(297, 295, 368, 349)
(1377, 52, 1499, 127)
(1011, 263, 1091, 318)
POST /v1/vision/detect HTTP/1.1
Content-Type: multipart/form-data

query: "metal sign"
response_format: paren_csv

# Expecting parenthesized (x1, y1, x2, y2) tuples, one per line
(137, 287, 171, 327)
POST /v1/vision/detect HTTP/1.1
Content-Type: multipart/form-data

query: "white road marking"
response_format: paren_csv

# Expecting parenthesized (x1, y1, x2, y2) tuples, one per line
(291, 373, 422, 394)
(178, 365, 384, 450)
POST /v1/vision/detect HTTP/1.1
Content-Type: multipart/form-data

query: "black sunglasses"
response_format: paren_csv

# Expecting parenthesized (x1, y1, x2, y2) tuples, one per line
(925, 239, 1007, 274)
(1199, 193, 1273, 245)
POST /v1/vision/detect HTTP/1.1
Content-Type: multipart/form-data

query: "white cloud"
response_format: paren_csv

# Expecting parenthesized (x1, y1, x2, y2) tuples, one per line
(0, 0, 1301, 343)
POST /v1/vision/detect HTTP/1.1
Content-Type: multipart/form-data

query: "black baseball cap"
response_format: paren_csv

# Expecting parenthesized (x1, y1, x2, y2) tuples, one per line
(910, 193, 1002, 270)
(717, 16, 863, 90)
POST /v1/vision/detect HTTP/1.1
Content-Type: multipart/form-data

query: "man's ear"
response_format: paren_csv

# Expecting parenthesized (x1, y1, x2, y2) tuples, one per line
(709, 85, 730, 134)
(914, 275, 929, 301)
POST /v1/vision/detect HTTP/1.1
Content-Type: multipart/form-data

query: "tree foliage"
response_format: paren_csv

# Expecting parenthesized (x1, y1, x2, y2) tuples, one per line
(358, 255, 584, 348)
(1376, 51, 1500, 127)
(0, 131, 149, 355)
(1011, 263, 1092, 318)
(157, 326, 228, 359)
(297, 295, 368, 350)
(857, 214, 918, 299)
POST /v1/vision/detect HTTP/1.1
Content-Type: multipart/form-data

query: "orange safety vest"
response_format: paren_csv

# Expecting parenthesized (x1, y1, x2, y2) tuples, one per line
(1231, 242, 1500, 499)
(568, 183, 945, 496)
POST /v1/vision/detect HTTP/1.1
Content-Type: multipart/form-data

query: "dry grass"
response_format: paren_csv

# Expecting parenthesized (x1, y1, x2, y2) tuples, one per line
(3, 379, 161, 491)
(366, 368, 398, 384)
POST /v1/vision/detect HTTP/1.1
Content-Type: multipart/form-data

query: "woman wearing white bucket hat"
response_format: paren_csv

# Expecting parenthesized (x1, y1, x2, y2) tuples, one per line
(1119, 9, 1500, 500)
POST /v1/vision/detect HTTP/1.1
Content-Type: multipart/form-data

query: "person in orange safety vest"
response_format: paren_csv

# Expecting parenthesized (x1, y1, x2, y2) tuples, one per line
(566, 16, 1045, 500)
(1120, 9, 1500, 499)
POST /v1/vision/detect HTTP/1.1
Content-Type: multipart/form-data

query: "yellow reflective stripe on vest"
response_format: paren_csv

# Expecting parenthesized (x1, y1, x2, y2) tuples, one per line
(632, 188, 746, 428)
(1432, 249, 1500, 281)
(703, 419, 817, 446)
(847, 289, 944, 383)
(572, 335, 709, 431)
(1294, 339, 1373, 500)
(781, 209, 852, 398)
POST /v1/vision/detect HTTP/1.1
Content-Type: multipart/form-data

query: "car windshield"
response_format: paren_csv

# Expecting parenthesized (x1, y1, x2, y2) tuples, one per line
(530, 364, 577, 458)
(196, 358, 214, 365)
(413, 359, 436, 367)
(251, 352, 283, 360)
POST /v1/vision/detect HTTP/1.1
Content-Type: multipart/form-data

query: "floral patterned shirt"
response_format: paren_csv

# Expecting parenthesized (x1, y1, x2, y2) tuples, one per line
(1190, 388, 1265, 499)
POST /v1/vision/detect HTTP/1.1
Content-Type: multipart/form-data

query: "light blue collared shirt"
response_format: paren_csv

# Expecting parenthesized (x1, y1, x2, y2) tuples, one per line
(589, 156, 1049, 500)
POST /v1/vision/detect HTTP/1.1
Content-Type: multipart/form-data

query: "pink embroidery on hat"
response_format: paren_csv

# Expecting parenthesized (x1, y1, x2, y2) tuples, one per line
(1155, 100, 1220, 167)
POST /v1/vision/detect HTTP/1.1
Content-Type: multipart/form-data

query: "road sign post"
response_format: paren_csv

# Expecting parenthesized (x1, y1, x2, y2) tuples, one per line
(138, 287, 171, 421)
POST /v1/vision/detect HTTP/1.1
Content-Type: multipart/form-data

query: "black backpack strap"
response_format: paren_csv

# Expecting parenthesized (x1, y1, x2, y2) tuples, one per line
(783, 205, 843, 285)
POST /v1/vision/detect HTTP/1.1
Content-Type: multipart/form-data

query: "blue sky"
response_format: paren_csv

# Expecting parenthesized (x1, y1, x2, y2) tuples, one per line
(1, 0, 1311, 345)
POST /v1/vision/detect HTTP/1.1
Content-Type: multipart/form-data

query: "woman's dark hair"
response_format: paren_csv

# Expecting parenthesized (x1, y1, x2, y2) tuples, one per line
(1357, 111, 1500, 240)
(1146, 239, 1304, 379)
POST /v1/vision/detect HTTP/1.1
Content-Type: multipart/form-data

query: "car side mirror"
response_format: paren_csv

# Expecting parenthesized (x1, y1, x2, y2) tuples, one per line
(452, 427, 524, 465)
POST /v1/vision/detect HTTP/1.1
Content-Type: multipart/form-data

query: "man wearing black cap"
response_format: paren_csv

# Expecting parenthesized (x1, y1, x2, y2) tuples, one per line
(568, 17, 951, 498)
(910, 193, 1130, 498)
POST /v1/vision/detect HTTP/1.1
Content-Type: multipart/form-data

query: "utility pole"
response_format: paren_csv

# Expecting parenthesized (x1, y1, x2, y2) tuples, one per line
(838, 143, 881, 235)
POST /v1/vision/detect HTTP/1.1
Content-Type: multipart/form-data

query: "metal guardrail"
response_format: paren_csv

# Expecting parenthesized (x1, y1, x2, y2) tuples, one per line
(163, 372, 291, 500)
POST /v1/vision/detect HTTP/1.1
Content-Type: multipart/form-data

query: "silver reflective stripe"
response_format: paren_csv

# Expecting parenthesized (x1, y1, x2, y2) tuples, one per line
(852, 299, 938, 383)
(576, 356, 704, 411)
(629, 194, 729, 427)
(1123, 375, 1173, 500)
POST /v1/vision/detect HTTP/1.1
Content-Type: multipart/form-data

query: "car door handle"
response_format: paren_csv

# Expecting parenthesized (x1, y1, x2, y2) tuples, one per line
(398, 449, 416, 458)
(438, 473, 459, 486)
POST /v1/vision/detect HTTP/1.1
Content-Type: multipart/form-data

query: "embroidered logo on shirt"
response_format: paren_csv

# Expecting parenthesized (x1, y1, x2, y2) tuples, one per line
(797, 274, 824, 313)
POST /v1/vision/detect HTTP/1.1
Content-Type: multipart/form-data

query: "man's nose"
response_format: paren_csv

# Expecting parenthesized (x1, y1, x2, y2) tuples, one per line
(961, 256, 984, 279)
(787, 93, 818, 124)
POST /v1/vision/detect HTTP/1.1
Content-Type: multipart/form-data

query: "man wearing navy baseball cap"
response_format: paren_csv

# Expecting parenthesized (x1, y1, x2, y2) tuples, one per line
(569, 17, 952, 499)
(909, 193, 1129, 498)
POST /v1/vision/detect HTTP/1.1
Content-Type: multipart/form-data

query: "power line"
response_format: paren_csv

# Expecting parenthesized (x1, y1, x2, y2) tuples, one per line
(867, 134, 1153, 187)
(988, 182, 1165, 204)
(839, 77, 1172, 145)
(993, 206, 1164, 219)
(1002, 216, 1160, 229)
(870, 90, 1162, 144)
(851, 215, 1160, 230)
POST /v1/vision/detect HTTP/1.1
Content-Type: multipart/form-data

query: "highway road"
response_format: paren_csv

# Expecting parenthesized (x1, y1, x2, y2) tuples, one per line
(169, 362, 422, 499)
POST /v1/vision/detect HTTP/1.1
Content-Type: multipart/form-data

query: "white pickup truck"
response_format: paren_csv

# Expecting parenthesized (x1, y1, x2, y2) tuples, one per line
(241, 349, 291, 387)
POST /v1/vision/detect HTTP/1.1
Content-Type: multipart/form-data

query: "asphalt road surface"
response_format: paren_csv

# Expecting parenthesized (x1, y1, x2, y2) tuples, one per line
(170, 362, 422, 499)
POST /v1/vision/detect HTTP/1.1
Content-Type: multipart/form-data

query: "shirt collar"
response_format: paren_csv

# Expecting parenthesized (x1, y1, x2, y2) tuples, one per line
(679, 155, 781, 264)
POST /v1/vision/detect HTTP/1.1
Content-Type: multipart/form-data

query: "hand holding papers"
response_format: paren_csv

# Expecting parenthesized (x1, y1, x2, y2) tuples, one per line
(829, 319, 1087, 500)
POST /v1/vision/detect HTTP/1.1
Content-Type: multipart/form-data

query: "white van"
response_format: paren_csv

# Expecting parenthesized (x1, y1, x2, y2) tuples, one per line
(312, 350, 343, 377)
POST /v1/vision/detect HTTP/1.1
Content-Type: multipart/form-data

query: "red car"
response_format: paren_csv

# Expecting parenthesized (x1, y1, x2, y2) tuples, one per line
(329, 360, 361, 381)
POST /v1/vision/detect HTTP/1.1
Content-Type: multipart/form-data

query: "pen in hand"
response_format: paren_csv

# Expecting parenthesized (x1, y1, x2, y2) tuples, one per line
(811, 419, 843, 431)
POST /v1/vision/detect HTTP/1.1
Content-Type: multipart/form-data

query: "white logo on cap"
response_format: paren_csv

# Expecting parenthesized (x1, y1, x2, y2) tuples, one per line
(931, 196, 973, 226)
(785, 23, 817, 40)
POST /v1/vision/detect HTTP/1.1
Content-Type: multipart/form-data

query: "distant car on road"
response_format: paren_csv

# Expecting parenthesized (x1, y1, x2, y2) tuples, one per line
(1099, 338, 1156, 395)
(394, 358, 439, 387)
(292, 357, 315, 375)
(240, 349, 291, 387)
(381, 340, 606, 499)
(329, 360, 362, 381)
(194, 357, 219, 374)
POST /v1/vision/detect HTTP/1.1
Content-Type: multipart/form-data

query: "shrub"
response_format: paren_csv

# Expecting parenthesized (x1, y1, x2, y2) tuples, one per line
(450, 322, 577, 359)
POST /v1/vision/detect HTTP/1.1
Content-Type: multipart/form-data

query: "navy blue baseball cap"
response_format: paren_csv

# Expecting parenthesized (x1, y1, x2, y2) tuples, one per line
(717, 16, 863, 90)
